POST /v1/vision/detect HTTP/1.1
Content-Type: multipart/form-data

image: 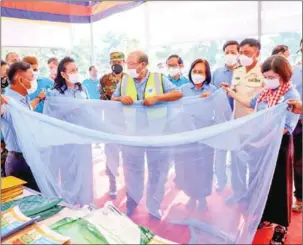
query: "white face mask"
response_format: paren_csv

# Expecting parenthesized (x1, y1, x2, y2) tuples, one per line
(90, 72, 98, 80)
(33, 71, 40, 80)
(239, 54, 254, 67)
(27, 79, 38, 95)
(265, 78, 280, 90)
(168, 68, 180, 77)
(225, 54, 238, 66)
(68, 73, 80, 84)
(191, 74, 206, 85)
(127, 69, 139, 79)
(50, 68, 57, 76)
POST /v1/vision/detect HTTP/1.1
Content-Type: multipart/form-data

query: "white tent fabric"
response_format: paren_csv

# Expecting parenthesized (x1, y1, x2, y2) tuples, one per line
(147, 1, 259, 46)
(1, 18, 74, 48)
(1, 1, 302, 50)
(261, 1, 302, 35)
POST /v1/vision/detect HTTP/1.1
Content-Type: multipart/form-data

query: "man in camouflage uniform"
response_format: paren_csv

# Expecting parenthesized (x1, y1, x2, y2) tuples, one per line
(99, 51, 126, 199)
(100, 52, 126, 100)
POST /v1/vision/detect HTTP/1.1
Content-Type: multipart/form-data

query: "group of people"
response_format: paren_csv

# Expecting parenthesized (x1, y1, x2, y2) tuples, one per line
(1, 37, 302, 245)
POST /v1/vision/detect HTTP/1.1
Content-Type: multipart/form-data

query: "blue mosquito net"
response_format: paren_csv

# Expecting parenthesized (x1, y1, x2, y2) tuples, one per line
(5, 89, 287, 244)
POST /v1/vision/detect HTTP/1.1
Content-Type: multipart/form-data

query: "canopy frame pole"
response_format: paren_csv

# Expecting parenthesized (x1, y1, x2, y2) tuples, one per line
(144, 2, 151, 55)
(257, 0, 262, 41)
(90, 21, 95, 65)
(89, 1, 95, 65)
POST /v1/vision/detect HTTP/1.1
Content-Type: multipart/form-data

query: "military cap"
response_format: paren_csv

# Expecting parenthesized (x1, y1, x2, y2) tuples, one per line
(110, 51, 125, 61)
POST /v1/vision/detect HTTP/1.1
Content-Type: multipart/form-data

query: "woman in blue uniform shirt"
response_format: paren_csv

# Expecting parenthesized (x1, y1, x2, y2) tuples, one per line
(47, 57, 92, 205)
(180, 59, 216, 97)
(48, 57, 89, 99)
(175, 59, 216, 211)
(222, 55, 300, 245)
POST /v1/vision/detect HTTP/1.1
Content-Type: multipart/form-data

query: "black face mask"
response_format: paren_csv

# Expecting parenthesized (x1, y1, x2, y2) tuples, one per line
(111, 64, 123, 75)
(1, 77, 9, 89)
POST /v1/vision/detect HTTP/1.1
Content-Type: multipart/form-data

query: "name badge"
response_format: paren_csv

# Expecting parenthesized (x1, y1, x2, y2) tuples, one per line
(146, 87, 154, 94)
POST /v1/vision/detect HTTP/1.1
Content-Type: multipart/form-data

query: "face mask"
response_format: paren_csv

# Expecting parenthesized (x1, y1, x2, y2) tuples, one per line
(265, 78, 280, 90)
(68, 73, 80, 84)
(33, 71, 40, 80)
(27, 79, 38, 94)
(90, 72, 98, 80)
(191, 74, 206, 84)
(287, 57, 293, 65)
(50, 68, 57, 76)
(1, 77, 9, 89)
(225, 54, 238, 66)
(168, 68, 180, 77)
(128, 69, 139, 79)
(239, 55, 254, 67)
(112, 64, 123, 75)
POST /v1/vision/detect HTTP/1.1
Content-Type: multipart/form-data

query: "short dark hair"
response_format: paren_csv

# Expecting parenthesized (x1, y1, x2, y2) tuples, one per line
(138, 52, 149, 65)
(7, 62, 31, 84)
(188, 59, 212, 84)
(240, 38, 261, 50)
(262, 55, 292, 83)
(223, 40, 239, 52)
(1, 60, 7, 66)
(89, 66, 95, 71)
(271, 45, 288, 55)
(5, 52, 19, 62)
(47, 57, 59, 65)
(166, 54, 184, 65)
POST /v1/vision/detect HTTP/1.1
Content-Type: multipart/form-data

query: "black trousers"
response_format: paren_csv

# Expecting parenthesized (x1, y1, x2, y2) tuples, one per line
(293, 121, 302, 200)
(5, 152, 40, 192)
(261, 134, 293, 227)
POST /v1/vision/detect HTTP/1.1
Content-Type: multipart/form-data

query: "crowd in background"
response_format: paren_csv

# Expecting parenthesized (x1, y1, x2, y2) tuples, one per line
(1, 37, 302, 245)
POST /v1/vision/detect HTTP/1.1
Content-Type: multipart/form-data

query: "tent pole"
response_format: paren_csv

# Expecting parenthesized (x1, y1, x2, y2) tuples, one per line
(90, 20, 95, 65)
(89, 1, 95, 65)
(257, 0, 262, 41)
(144, 2, 151, 56)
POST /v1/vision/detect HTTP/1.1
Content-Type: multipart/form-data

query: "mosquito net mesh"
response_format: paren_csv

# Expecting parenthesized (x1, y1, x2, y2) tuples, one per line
(5, 89, 286, 244)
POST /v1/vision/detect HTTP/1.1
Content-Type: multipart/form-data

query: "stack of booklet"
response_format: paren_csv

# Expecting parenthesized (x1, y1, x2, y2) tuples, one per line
(1, 176, 27, 203)
(1, 206, 70, 244)
(51, 202, 177, 244)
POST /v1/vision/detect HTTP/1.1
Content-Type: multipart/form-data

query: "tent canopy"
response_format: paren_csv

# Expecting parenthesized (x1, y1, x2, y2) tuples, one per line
(1, 0, 145, 23)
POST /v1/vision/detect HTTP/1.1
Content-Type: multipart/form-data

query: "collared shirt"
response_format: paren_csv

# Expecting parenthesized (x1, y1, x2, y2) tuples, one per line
(100, 72, 125, 100)
(167, 75, 189, 87)
(82, 78, 100, 100)
(212, 65, 234, 88)
(292, 65, 303, 120)
(48, 85, 89, 99)
(232, 63, 265, 118)
(1, 88, 32, 152)
(180, 82, 216, 97)
(212, 65, 235, 109)
(250, 87, 300, 134)
(292, 64, 302, 99)
(112, 71, 180, 100)
(28, 77, 54, 113)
